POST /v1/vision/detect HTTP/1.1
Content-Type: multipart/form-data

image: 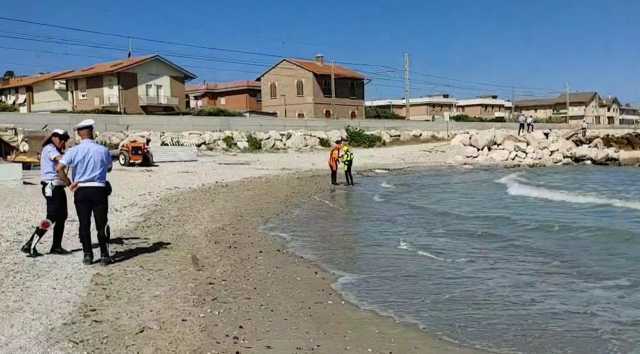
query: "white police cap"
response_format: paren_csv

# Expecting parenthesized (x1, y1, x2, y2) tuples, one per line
(52, 128, 67, 135)
(75, 119, 95, 130)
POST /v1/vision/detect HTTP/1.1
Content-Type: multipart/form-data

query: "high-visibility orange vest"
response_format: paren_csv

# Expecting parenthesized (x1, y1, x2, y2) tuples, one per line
(329, 147, 340, 170)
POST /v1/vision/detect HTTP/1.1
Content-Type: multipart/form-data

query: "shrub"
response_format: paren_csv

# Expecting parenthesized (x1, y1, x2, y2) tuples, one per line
(365, 106, 404, 119)
(247, 134, 261, 151)
(318, 137, 331, 148)
(0, 103, 17, 112)
(450, 114, 506, 123)
(222, 135, 236, 149)
(345, 125, 383, 148)
(193, 107, 242, 117)
(51, 108, 120, 114)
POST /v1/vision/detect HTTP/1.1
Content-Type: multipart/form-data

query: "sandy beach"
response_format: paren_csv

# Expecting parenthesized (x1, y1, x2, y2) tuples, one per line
(0, 142, 483, 353)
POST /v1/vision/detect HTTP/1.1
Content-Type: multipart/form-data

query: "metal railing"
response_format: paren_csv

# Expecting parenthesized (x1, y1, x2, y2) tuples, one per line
(139, 95, 179, 105)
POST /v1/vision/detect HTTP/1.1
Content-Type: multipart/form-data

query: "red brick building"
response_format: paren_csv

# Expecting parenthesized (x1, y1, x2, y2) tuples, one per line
(186, 81, 261, 112)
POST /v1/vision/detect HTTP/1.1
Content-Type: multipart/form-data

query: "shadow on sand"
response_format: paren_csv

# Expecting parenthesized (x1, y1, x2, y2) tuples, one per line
(111, 241, 171, 264)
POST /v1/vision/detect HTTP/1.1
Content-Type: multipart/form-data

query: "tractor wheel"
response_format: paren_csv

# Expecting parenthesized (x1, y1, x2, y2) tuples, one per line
(143, 152, 154, 166)
(118, 152, 130, 166)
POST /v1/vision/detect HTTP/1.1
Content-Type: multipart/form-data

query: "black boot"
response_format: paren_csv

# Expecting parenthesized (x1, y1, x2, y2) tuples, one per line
(99, 242, 112, 266)
(83, 253, 94, 265)
(22, 227, 47, 257)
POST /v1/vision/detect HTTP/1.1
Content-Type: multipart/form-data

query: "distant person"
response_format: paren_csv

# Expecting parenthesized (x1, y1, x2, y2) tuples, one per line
(543, 128, 552, 140)
(526, 115, 535, 133)
(57, 119, 113, 266)
(329, 140, 342, 185)
(581, 119, 588, 138)
(341, 143, 355, 186)
(517, 114, 526, 136)
(21, 129, 71, 257)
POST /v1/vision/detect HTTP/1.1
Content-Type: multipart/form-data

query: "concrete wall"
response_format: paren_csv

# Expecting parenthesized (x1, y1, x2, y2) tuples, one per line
(0, 112, 592, 134)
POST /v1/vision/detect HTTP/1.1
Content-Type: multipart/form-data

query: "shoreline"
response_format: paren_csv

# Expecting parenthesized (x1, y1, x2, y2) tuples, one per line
(46, 171, 486, 354)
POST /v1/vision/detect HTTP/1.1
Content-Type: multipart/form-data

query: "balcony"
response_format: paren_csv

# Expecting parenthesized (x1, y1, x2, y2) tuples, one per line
(139, 95, 179, 106)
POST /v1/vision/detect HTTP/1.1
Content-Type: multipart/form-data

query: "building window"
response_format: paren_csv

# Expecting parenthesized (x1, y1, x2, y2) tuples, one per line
(155, 84, 164, 98)
(321, 79, 331, 97)
(270, 82, 277, 99)
(350, 110, 357, 119)
(296, 80, 304, 97)
(349, 81, 357, 98)
(297, 112, 305, 118)
(78, 79, 88, 100)
(145, 84, 153, 97)
(324, 109, 332, 118)
(220, 97, 226, 105)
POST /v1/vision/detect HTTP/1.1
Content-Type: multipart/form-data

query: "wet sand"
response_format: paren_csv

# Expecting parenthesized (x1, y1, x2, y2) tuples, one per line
(47, 173, 482, 354)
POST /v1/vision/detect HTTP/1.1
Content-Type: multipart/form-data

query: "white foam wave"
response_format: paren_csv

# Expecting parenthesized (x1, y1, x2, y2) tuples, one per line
(398, 240, 464, 262)
(373, 194, 385, 202)
(497, 173, 640, 211)
(381, 181, 395, 189)
(373, 169, 390, 174)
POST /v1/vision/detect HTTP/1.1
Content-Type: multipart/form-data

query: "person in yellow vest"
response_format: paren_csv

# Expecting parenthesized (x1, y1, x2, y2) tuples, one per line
(341, 143, 354, 186)
(328, 140, 342, 185)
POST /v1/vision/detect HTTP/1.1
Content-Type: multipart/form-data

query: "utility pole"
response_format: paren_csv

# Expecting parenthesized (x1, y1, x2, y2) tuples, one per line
(404, 53, 411, 120)
(331, 60, 336, 119)
(128, 38, 133, 58)
(565, 82, 570, 124)
(511, 86, 515, 121)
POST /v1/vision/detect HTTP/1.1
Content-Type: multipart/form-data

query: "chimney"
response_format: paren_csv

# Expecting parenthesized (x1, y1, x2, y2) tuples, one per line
(315, 54, 325, 64)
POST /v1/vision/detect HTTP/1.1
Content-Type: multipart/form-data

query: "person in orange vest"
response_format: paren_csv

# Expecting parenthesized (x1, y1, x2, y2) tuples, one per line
(329, 140, 342, 185)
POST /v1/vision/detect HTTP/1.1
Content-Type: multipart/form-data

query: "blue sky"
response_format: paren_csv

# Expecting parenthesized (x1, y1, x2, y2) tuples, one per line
(1, 0, 638, 103)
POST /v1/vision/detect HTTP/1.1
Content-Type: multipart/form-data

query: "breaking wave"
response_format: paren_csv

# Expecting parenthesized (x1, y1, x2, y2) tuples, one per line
(398, 240, 467, 262)
(381, 182, 395, 189)
(497, 173, 640, 211)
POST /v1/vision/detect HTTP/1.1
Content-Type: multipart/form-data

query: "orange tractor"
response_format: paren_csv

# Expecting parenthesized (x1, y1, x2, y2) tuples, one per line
(118, 137, 154, 167)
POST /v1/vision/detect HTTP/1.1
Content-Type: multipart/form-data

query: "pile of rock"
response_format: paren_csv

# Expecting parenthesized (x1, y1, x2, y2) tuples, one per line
(450, 129, 623, 166)
(94, 128, 449, 152)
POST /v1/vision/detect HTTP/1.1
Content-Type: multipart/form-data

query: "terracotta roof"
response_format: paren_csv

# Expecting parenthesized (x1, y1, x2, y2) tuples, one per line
(0, 71, 71, 90)
(257, 58, 365, 80)
(55, 55, 196, 80)
(185, 80, 260, 94)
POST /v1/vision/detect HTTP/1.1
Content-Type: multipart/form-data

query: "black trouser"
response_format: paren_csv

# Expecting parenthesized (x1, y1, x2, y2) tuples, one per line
(518, 123, 525, 135)
(37, 182, 68, 249)
(74, 187, 109, 257)
(344, 162, 354, 185)
(330, 168, 338, 185)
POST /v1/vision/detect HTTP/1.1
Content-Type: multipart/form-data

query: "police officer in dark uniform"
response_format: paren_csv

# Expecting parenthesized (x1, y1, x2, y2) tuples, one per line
(57, 119, 113, 265)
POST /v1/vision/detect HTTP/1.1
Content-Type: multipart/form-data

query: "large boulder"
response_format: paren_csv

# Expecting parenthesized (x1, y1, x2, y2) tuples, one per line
(464, 146, 479, 158)
(309, 131, 328, 140)
(411, 129, 423, 138)
(305, 136, 320, 147)
(400, 131, 413, 142)
(202, 131, 224, 145)
(470, 129, 495, 150)
(380, 131, 393, 144)
(618, 150, 640, 165)
(557, 139, 577, 157)
(450, 133, 471, 146)
(489, 149, 510, 162)
(327, 130, 343, 143)
(285, 134, 306, 149)
(261, 138, 275, 150)
(237, 141, 249, 150)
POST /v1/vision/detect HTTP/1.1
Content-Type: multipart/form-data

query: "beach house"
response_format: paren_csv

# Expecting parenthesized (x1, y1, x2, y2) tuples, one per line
(0, 71, 71, 113)
(365, 94, 457, 120)
(599, 96, 621, 125)
(257, 55, 365, 119)
(0, 55, 196, 114)
(455, 96, 513, 120)
(186, 81, 261, 112)
(515, 92, 605, 125)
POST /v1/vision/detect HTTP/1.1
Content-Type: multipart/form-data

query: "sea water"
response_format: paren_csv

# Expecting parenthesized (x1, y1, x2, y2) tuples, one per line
(265, 166, 640, 354)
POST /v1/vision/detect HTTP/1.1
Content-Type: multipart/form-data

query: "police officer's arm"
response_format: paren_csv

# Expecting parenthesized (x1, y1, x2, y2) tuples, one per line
(57, 148, 74, 187)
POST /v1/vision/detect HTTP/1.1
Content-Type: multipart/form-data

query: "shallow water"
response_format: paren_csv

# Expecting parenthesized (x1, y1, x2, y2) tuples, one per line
(265, 166, 640, 354)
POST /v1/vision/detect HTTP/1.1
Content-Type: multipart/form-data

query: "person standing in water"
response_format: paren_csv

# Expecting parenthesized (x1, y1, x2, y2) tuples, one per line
(341, 143, 354, 186)
(329, 140, 342, 185)
(21, 129, 71, 257)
